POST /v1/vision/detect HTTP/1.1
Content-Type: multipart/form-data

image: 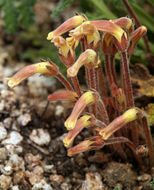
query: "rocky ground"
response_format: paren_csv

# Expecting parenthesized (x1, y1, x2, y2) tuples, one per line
(0, 62, 153, 190)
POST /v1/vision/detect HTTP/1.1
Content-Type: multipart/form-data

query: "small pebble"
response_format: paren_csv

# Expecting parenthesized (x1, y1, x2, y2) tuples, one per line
(3, 117, 12, 129)
(29, 128, 51, 146)
(50, 174, 65, 185)
(0, 100, 5, 111)
(13, 171, 24, 184)
(0, 174, 12, 190)
(2, 131, 23, 145)
(1, 89, 14, 98)
(61, 182, 71, 190)
(5, 144, 23, 155)
(9, 154, 25, 171)
(25, 170, 43, 185)
(1, 162, 13, 175)
(11, 185, 19, 190)
(32, 179, 53, 190)
(82, 172, 104, 190)
(55, 105, 64, 117)
(0, 123, 7, 141)
(0, 147, 8, 161)
(137, 173, 151, 182)
(42, 164, 54, 173)
(33, 166, 44, 175)
(17, 113, 31, 126)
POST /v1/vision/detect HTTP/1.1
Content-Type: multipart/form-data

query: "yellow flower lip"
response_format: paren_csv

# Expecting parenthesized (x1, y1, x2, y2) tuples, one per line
(7, 61, 58, 88)
(122, 108, 139, 123)
(47, 15, 86, 41)
(65, 119, 77, 131)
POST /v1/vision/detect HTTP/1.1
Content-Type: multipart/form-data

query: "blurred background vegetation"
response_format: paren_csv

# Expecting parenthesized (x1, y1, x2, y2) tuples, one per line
(0, 0, 153, 74)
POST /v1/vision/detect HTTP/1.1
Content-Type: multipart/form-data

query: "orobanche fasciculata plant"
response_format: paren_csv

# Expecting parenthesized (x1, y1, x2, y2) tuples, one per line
(7, 14, 154, 167)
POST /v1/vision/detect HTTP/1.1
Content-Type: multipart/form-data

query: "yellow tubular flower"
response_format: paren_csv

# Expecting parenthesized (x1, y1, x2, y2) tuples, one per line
(88, 20, 127, 43)
(64, 91, 98, 130)
(67, 136, 105, 156)
(99, 108, 140, 140)
(63, 114, 92, 147)
(67, 49, 99, 77)
(7, 61, 58, 88)
(47, 15, 87, 41)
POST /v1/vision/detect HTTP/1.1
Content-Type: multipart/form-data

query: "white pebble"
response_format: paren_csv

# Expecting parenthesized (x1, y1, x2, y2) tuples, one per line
(55, 105, 64, 117)
(0, 124, 7, 141)
(0, 100, 5, 111)
(30, 128, 51, 146)
(2, 131, 23, 145)
(11, 185, 19, 190)
(32, 179, 53, 190)
(0, 175, 12, 189)
(1, 163, 13, 175)
(17, 113, 31, 126)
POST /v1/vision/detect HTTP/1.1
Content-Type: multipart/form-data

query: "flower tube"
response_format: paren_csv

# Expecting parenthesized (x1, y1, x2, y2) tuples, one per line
(64, 91, 99, 130)
(7, 61, 58, 88)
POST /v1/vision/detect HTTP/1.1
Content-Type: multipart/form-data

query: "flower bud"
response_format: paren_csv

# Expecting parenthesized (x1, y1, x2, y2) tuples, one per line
(128, 26, 147, 56)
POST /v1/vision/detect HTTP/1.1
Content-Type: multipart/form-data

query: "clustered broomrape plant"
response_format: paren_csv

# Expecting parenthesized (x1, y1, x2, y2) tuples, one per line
(7, 14, 154, 167)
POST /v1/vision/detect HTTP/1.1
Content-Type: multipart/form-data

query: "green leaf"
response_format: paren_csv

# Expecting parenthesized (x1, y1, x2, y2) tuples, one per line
(2, 0, 18, 33)
(88, 0, 117, 19)
(105, 0, 135, 10)
(18, 0, 36, 29)
(130, 2, 154, 32)
(147, 0, 154, 6)
(51, 0, 74, 18)
(150, 178, 154, 189)
(113, 186, 121, 190)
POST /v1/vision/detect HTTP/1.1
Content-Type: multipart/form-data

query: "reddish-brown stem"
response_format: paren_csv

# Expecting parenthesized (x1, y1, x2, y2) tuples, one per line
(71, 77, 82, 97)
(109, 55, 117, 85)
(56, 73, 74, 91)
(88, 68, 97, 116)
(94, 68, 99, 92)
(121, 51, 139, 146)
(141, 117, 154, 167)
(105, 137, 142, 164)
(122, 0, 150, 54)
(121, 51, 134, 108)
(104, 54, 113, 86)
(97, 98, 109, 125)
(97, 66, 107, 97)
(89, 68, 96, 89)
